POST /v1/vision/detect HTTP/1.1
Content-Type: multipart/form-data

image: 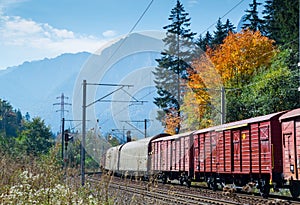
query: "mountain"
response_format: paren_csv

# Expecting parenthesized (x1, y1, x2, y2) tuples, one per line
(236, 15, 248, 32)
(0, 52, 91, 133)
(0, 32, 165, 137)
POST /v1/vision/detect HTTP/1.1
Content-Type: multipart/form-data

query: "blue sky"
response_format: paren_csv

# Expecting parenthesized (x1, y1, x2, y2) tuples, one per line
(0, 0, 252, 70)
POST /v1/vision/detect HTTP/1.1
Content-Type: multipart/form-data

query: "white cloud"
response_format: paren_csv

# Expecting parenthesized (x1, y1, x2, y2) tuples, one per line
(188, 0, 199, 6)
(0, 13, 110, 69)
(102, 30, 117, 38)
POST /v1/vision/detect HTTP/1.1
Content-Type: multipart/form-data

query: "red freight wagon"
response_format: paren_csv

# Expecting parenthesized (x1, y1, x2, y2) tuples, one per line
(279, 108, 300, 198)
(151, 131, 195, 185)
(193, 112, 284, 196)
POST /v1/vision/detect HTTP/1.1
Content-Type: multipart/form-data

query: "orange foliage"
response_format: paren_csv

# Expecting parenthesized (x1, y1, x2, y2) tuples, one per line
(180, 53, 222, 128)
(181, 30, 275, 128)
(164, 108, 181, 135)
(207, 29, 276, 85)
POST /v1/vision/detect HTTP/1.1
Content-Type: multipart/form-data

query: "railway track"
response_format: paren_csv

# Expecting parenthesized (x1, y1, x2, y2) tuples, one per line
(86, 173, 300, 205)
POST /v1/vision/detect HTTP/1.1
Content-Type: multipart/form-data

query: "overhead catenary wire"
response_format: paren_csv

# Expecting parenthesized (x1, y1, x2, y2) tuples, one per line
(95, 0, 154, 72)
(200, 0, 245, 36)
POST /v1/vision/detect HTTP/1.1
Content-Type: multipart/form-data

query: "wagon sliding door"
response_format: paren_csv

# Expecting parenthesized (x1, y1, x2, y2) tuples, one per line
(282, 120, 300, 180)
(232, 131, 241, 172)
(259, 126, 271, 173)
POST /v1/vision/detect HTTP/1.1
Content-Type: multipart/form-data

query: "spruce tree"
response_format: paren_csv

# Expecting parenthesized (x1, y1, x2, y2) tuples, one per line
(263, 0, 298, 52)
(262, 0, 299, 75)
(242, 0, 264, 31)
(195, 31, 213, 53)
(262, 0, 274, 36)
(223, 19, 236, 34)
(211, 18, 227, 47)
(153, 0, 196, 133)
(212, 18, 236, 48)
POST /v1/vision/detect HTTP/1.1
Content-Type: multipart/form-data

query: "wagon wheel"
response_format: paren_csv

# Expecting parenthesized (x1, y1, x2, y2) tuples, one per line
(290, 181, 300, 199)
(179, 177, 184, 185)
(259, 179, 270, 198)
(207, 177, 217, 191)
(162, 175, 167, 184)
(186, 178, 191, 188)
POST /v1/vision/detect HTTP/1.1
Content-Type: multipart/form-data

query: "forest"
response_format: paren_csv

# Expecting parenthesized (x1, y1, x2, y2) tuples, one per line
(153, 0, 300, 134)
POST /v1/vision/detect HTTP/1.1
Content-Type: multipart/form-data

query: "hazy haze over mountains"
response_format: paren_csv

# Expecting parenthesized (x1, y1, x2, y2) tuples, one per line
(0, 32, 165, 138)
(0, 52, 91, 133)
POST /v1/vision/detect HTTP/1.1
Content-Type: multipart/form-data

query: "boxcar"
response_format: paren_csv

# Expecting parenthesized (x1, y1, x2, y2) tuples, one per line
(279, 108, 300, 198)
(193, 111, 285, 196)
(151, 131, 195, 185)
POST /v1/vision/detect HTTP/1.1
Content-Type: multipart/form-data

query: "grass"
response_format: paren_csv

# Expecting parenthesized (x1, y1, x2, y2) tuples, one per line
(0, 145, 110, 205)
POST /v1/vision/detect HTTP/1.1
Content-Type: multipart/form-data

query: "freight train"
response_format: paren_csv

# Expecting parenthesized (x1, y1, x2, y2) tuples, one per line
(103, 108, 300, 198)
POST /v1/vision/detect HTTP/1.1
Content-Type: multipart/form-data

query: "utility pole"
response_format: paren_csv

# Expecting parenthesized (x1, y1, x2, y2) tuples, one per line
(81, 80, 87, 186)
(81, 80, 135, 186)
(122, 119, 150, 138)
(53, 93, 71, 164)
(221, 86, 226, 124)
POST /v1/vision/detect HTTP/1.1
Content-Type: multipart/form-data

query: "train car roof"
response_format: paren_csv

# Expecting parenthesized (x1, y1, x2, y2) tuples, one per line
(279, 108, 300, 121)
(152, 131, 195, 142)
(194, 125, 220, 134)
(194, 111, 286, 134)
(121, 133, 170, 148)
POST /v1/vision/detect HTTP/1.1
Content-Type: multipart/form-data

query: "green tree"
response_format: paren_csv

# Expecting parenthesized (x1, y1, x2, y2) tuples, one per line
(242, 0, 264, 31)
(211, 18, 236, 48)
(195, 31, 213, 59)
(0, 100, 22, 137)
(153, 0, 196, 133)
(17, 117, 54, 156)
(223, 19, 236, 34)
(195, 19, 234, 54)
(262, 0, 299, 66)
(226, 49, 300, 121)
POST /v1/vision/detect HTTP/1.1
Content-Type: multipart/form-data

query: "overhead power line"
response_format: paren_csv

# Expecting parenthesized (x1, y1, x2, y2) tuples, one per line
(97, 0, 154, 72)
(200, 0, 245, 35)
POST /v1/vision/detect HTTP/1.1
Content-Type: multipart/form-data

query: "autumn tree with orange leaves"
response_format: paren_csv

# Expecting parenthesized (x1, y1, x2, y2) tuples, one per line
(207, 29, 276, 86)
(181, 29, 277, 129)
(181, 52, 223, 129)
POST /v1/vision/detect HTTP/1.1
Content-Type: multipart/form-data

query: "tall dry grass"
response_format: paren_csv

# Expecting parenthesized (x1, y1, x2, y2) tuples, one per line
(0, 145, 109, 204)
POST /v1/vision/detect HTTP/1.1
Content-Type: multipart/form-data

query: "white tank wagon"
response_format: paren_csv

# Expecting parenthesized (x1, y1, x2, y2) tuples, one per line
(105, 133, 170, 178)
(104, 144, 124, 174)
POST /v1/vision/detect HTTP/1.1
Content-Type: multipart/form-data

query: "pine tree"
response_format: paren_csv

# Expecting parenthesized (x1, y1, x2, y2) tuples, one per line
(223, 19, 236, 34)
(262, 0, 299, 73)
(153, 0, 196, 133)
(242, 0, 264, 31)
(262, 0, 274, 36)
(211, 18, 236, 48)
(211, 18, 227, 47)
(263, 0, 298, 51)
(195, 31, 213, 53)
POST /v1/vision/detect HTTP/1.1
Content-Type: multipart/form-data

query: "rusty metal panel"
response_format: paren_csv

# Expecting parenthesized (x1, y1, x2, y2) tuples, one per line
(199, 133, 205, 172)
(296, 120, 300, 180)
(250, 124, 260, 173)
(179, 137, 185, 171)
(259, 125, 272, 173)
(281, 119, 299, 181)
(184, 136, 189, 171)
(280, 109, 300, 181)
(175, 140, 181, 171)
(224, 130, 231, 172)
(171, 140, 176, 171)
(241, 130, 250, 173)
(211, 132, 217, 172)
(205, 132, 212, 172)
(232, 130, 241, 173)
(216, 131, 224, 173)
